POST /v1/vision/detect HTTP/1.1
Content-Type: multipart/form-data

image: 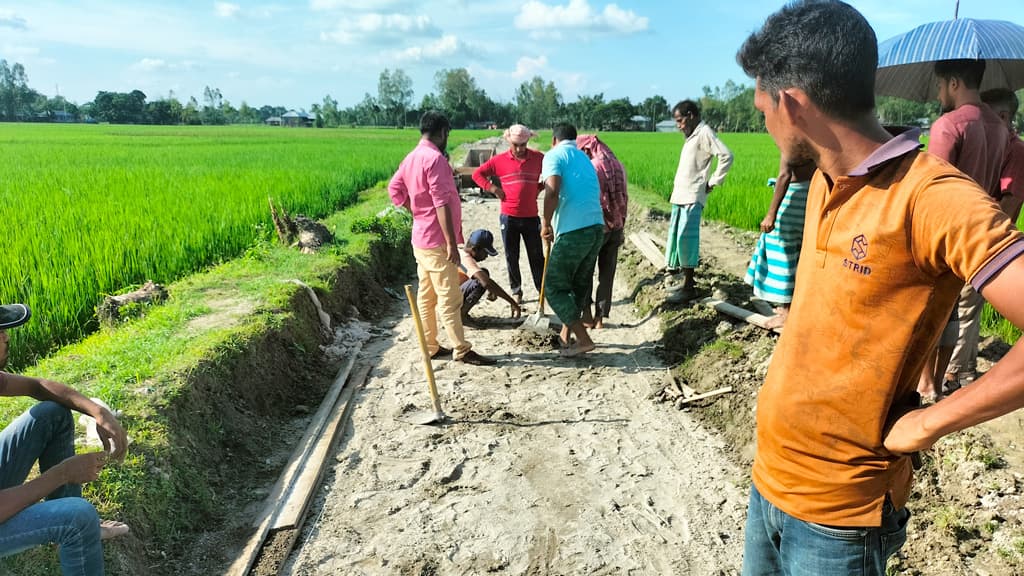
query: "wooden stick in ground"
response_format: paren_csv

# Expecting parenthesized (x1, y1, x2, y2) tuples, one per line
(404, 284, 444, 421)
(698, 297, 783, 335)
(676, 386, 734, 407)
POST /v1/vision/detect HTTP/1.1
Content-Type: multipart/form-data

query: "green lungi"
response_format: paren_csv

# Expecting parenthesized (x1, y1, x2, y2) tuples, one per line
(665, 202, 703, 269)
(545, 225, 605, 325)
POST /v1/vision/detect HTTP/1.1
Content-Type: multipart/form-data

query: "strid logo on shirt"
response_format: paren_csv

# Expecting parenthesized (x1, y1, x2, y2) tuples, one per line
(842, 234, 871, 276)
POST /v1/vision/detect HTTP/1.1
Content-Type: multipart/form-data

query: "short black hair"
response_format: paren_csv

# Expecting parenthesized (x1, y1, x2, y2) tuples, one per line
(420, 110, 451, 136)
(981, 87, 1019, 115)
(672, 100, 700, 119)
(552, 123, 577, 141)
(934, 59, 987, 90)
(737, 0, 877, 122)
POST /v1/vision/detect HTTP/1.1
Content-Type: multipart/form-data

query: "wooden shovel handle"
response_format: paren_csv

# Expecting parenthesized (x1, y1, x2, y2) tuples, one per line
(538, 240, 551, 315)
(404, 285, 443, 415)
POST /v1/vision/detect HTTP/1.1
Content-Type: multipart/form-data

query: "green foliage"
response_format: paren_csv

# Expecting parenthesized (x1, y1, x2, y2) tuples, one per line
(351, 206, 412, 248)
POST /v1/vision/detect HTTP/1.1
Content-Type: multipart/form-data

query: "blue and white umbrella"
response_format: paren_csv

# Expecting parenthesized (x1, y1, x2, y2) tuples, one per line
(876, 18, 1024, 101)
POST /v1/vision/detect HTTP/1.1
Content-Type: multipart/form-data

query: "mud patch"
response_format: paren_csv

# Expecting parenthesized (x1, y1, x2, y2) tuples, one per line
(187, 296, 257, 332)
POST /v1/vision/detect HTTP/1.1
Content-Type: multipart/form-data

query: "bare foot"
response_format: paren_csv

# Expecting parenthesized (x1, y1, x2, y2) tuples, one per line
(594, 318, 604, 329)
(100, 520, 130, 540)
(559, 342, 596, 357)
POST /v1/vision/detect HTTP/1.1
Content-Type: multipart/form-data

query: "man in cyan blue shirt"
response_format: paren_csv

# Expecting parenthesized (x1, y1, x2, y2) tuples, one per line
(540, 123, 605, 357)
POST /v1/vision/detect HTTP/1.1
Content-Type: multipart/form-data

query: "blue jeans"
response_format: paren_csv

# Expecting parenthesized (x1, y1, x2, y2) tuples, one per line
(0, 402, 103, 575)
(743, 484, 909, 576)
(499, 214, 545, 295)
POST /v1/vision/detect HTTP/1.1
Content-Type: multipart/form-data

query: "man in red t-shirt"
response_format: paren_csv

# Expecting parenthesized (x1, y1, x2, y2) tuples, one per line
(472, 124, 545, 305)
(920, 59, 1009, 400)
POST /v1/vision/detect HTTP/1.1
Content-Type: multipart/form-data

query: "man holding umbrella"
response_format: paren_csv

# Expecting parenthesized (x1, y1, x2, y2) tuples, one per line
(738, 1, 1024, 573)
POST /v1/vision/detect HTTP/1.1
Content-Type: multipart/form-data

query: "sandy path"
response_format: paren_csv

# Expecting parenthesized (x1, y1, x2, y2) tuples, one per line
(284, 200, 748, 575)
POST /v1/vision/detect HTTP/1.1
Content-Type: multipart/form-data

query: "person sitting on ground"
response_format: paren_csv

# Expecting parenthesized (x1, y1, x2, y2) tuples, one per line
(744, 156, 815, 329)
(576, 134, 629, 330)
(0, 304, 130, 575)
(458, 229, 522, 325)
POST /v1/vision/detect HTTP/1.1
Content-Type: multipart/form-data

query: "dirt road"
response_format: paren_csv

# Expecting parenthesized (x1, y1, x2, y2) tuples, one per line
(283, 199, 749, 575)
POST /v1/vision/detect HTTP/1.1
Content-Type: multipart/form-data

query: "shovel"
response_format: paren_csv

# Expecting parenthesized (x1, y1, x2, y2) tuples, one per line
(521, 241, 561, 334)
(402, 284, 446, 425)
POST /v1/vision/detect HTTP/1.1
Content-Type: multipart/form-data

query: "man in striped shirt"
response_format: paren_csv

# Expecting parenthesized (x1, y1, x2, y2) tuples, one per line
(472, 124, 545, 305)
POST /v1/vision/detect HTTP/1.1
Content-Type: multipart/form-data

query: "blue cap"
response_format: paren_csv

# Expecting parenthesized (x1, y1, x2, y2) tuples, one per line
(468, 229, 498, 256)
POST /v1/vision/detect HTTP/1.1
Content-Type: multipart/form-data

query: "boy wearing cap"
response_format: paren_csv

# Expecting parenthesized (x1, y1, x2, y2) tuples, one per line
(458, 229, 522, 325)
(0, 304, 129, 574)
(472, 124, 546, 305)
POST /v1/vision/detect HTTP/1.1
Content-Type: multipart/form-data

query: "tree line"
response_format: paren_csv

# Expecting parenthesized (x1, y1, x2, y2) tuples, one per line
(0, 59, 974, 132)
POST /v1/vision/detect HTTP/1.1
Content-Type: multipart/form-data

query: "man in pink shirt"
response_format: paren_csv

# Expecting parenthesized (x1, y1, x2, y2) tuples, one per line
(389, 111, 495, 366)
(921, 59, 1009, 399)
(472, 124, 545, 305)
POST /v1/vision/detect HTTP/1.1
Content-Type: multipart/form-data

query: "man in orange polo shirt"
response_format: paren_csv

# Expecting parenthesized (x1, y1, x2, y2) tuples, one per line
(738, 2, 1024, 574)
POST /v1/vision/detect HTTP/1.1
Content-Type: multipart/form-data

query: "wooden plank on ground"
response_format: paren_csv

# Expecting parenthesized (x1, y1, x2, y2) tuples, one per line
(676, 386, 733, 406)
(226, 344, 362, 576)
(643, 231, 666, 249)
(629, 232, 665, 271)
(274, 362, 372, 530)
(698, 297, 783, 335)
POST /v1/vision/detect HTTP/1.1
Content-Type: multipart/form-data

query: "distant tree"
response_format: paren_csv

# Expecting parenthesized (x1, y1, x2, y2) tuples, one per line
(352, 93, 381, 126)
(639, 95, 670, 129)
(145, 99, 179, 125)
(378, 68, 414, 127)
(435, 68, 488, 127)
(183, 96, 201, 125)
(0, 60, 33, 121)
(595, 97, 635, 131)
(201, 86, 225, 125)
(42, 95, 79, 120)
(320, 95, 340, 127)
(91, 90, 147, 123)
(237, 101, 260, 124)
(515, 76, 561, 129)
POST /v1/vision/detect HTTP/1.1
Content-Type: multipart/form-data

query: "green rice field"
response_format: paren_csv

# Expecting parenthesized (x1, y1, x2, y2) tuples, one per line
(0, 124, 477, 367)
(0, 124, 1018, 369)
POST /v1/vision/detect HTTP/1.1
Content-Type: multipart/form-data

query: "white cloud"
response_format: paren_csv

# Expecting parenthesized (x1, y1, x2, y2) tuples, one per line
(513, 55, 547, 78)
(321, 13, 438, 44)
(130, 58, 200, 73)
(514, 0, 648, 35)
(214, 2, 241, 18)
(0, 9, 27, 29)
(1, 44, 39, 59)
(392, 34, 472, 63)
(132, 58, 168, 72)
(310, 0, 411, 11)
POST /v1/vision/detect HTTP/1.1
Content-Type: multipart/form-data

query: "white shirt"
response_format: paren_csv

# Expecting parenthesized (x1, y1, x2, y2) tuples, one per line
(670, 121, 734, 206)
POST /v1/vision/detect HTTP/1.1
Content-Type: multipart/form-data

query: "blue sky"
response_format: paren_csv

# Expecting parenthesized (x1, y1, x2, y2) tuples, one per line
(0, 0, 1021, 110)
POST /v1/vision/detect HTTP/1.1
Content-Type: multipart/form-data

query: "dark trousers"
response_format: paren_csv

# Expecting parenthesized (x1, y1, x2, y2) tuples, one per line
(460, 269, 488, 314)
(592, 228, 625, 319)
(500, 214, 545, 295)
